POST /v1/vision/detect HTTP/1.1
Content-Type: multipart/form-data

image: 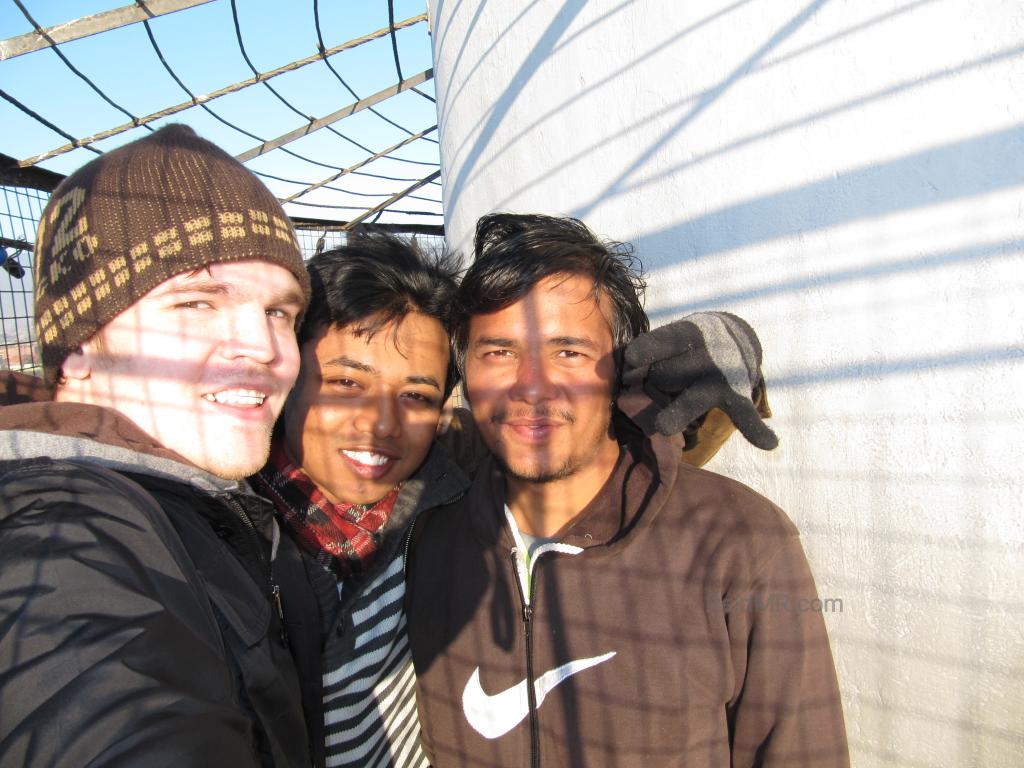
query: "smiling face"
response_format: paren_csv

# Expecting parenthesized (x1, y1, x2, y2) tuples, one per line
(59, 260, 304, 479)
(282, 312, 450, 506)
(464, 273, 621, 493)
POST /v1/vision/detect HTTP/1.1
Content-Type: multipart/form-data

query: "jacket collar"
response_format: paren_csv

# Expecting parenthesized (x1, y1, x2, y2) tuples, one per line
(376, 440, 469, 559)
(0, 399, 250, 496)
(404, 441, 470, 512)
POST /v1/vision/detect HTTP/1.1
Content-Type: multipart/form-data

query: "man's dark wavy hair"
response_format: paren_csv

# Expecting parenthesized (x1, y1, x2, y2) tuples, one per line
(453, 213, 648, 374)
(300, 230, 462, 398)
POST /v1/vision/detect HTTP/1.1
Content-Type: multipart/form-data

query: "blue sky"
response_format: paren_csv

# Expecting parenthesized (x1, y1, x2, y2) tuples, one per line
(0, 0, 441, 225)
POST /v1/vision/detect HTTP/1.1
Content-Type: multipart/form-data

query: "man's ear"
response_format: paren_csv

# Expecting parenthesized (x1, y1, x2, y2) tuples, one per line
(436, 398, 454, 435)
(59, 346, 92, 381)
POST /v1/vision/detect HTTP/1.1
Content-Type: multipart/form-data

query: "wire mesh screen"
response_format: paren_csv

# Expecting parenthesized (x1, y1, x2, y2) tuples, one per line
(0, 185, 45, 376)
(293, 226, 446, 261)
(294, 226, 347, 259)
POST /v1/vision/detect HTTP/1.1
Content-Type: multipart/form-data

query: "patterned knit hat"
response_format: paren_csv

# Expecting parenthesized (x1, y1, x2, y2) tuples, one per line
(34, 123, 310, 385)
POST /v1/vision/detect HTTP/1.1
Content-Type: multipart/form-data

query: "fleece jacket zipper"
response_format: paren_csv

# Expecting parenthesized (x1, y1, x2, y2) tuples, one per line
(510, 547, 541, 768)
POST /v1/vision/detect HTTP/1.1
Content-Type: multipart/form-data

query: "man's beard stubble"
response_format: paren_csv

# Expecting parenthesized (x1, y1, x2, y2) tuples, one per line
(489, 404, 615, 485)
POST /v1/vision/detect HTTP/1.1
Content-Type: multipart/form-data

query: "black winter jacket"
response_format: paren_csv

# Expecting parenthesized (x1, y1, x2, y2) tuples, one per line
(0, 399, 322, 767)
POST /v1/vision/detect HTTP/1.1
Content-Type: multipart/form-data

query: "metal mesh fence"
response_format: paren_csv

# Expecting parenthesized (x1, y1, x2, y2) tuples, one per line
(0, 185, 45, 376)
(294, 227, 347, 260)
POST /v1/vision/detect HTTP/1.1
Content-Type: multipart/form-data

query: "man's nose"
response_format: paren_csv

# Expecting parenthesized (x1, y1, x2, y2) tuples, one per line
(353, 392, 402, 438)
(218, 306, 277, 364)
(509, 353, 556, 404)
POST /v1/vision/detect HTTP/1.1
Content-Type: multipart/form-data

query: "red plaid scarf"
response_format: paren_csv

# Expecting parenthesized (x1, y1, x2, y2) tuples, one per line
(252, 440, 401, 579)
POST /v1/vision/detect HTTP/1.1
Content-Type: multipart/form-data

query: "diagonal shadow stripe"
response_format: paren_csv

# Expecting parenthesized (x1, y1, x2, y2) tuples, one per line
(649, 237, 1024, 317)
(771, 345, 1024, 388)
(639, 123, 1024, 267)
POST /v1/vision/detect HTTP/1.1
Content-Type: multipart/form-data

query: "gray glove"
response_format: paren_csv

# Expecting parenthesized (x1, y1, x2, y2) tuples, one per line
(622, 312, 779, 450)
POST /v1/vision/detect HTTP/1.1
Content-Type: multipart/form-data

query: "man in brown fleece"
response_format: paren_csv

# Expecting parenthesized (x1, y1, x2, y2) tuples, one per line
(406, 213, 849, 767)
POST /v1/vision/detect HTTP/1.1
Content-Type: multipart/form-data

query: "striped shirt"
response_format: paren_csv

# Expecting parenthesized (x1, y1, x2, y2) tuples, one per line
(323, 553, 428, 768)
(310, 440, 472, 768)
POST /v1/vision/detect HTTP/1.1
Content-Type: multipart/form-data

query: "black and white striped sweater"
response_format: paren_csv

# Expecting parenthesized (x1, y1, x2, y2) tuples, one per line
(318, 446, 469, 768)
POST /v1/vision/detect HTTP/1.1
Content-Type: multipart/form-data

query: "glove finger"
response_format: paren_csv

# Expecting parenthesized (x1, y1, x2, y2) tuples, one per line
(625, 318, 708, 367)
(622, 330, 670, 387)
(621, 362, 650, 387)
(623, 328, 675, 368)
(724, 396, 779, 450)
(653, 379, 721, 436)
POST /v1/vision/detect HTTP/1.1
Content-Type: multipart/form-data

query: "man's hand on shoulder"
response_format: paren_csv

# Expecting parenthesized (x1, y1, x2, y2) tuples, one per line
(621, 312, 779, 457)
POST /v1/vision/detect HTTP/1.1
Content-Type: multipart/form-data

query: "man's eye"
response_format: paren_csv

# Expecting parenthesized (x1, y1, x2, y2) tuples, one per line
(176, 300, 213, 310)
(266, 308, 297, 321)
(403, 392, 438, 406)
(326, 378, 359, 389)
(557, 349, 583, 358)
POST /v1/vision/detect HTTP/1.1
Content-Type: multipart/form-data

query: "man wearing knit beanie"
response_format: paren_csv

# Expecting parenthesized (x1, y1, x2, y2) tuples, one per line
(0, 125, 323, 767)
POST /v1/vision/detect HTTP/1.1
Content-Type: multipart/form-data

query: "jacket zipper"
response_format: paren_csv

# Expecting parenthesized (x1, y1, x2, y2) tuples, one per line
(402, 485, 466, 571)
(225, 496, 287, 644)
(510, 548, 541, 768)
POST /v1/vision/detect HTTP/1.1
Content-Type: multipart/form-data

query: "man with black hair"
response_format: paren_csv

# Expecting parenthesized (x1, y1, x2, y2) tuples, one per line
(250, 232, 470, 768)
(406, 213, 849, 767)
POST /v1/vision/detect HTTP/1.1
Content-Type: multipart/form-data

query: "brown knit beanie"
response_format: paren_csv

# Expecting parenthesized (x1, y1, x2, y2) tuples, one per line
(34, 123, 310, 385)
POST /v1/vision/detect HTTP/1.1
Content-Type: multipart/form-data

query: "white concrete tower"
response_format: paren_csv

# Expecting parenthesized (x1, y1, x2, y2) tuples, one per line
(429, 1, 1024, 765)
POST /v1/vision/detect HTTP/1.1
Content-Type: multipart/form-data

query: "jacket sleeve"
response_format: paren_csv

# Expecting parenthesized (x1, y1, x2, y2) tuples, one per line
(0, 462, 261, 767)
(724, 532, 850, 767)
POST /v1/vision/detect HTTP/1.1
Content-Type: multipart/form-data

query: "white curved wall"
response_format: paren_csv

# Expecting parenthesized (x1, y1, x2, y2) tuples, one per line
(429, 1, 1024, 765)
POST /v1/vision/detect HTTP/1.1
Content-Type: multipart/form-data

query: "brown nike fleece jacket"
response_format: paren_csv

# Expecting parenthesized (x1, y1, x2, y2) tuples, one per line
(406, 423, 848, 767)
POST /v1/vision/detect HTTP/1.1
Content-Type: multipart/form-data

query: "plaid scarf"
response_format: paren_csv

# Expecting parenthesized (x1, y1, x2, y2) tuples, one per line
(252, 440, 401, 579)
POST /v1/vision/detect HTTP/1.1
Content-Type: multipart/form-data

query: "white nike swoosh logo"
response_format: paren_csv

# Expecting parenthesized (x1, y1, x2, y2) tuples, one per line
(462, 651, 616, 739)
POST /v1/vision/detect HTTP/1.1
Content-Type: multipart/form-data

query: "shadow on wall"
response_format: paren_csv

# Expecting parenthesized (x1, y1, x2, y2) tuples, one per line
(631, 123, 1024, 389)
(432, 0, 595, 214)
(634, 125, 1024, 282)
(434, 0, 1023, 259)
(647, 233, 1024, 319)
(437, 0, 900, 216)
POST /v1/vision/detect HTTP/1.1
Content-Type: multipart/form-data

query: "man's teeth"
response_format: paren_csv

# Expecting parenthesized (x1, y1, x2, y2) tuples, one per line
(342, 450, 390, 466)
(202, 389, 266, 406)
